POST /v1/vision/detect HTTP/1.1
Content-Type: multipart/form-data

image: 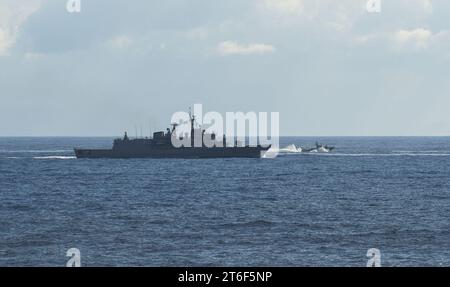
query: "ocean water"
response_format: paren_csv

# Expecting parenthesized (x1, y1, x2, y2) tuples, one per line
(1, 136, 450, 267)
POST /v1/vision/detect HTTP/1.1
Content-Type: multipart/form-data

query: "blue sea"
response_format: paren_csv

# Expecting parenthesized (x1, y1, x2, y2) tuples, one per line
(1, 137, 450, 266)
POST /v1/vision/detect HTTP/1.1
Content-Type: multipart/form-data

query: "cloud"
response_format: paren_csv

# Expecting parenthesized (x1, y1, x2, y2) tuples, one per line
(422, 0, 433, 14)
(394, 28, 433, 48)
(353, 33, 379, 45)
(0, 0, 41, 56)
(354, 27, 450, 57)
(393, 28, 450, 53)
(217, 41, 275, 55)
(413, 0, 433, 15)
(0, 28, 14, 55)
(258, 0, 367, 33)
(262, 0, 304, 15)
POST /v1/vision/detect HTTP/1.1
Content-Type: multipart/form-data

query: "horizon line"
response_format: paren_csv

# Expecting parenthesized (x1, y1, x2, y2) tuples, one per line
(0, 135, 449, 138)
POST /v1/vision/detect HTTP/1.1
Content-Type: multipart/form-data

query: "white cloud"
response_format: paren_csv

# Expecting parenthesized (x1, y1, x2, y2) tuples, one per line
(422, 0, 433, 14)
(408, 0, 433, 15)
(0, 28, 14, 55)
(259, 0, 366, 32)
(394, 28, 433, 48)
(0, 0, 41, 56)
(354, 28, 450, 56)
(262, 0, 304, 15)
(217, 41, 275, 55)
(353, 33, 379, 45)
(259, 0, 437, 34)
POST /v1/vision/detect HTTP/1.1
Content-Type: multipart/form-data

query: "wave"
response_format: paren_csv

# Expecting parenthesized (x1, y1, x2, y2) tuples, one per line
(308, 153, 450, 157)
(265, 144, 332, 156)
(33, 156, 76, 160)
(263, 145, 301, 158)
(265, 144, 450, 157)
(267, 144, 331, 153)
(392, 150, 450, 154)
(278, 144, 302, 153)
(0, 150, 72, 153)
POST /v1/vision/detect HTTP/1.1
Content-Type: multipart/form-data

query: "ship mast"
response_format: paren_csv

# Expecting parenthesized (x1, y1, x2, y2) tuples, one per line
(189, 107, 195, 147)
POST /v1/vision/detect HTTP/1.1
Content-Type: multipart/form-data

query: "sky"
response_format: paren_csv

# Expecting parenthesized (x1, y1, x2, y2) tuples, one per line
(0, 0, 449, 136)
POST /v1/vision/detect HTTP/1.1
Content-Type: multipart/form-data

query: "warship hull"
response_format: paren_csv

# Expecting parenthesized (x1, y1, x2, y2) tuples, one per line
(74, 146, 269, 159)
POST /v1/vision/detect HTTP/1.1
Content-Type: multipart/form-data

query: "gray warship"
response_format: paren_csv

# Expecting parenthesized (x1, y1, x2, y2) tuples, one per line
(74, 111, 271, 159)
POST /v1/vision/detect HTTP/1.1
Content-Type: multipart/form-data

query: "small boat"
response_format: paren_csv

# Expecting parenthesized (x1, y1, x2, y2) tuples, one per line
(301, 142, 335, 153)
